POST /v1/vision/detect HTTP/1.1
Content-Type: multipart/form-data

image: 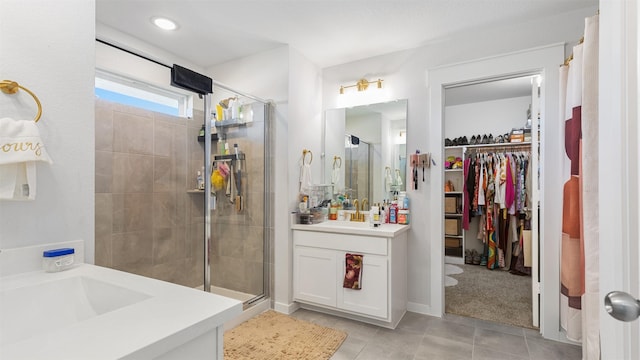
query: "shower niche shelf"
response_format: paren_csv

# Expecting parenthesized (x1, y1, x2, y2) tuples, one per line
(213, 118, 249, 129)
(214, 153, 245, 162)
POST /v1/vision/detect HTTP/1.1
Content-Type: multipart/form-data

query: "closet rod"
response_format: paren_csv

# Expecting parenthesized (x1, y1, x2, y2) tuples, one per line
(96, 38, 269, 104)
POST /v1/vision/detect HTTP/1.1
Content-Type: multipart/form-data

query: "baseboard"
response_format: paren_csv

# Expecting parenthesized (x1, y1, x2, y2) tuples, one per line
(407, 302, 438, 317)
(273, 300, 299, 315)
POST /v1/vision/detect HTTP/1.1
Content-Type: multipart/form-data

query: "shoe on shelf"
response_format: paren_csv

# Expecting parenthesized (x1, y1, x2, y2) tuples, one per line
(445, 138, 452, 147)
(465, 249, 472, 264)
(461, 136, 468, 145)
(470, 135, 477, 145)
(471, 249, 481, 265)
(481, 134, 488, 144)
(496, 135, 504, 143)
(488, 133, 494, 144)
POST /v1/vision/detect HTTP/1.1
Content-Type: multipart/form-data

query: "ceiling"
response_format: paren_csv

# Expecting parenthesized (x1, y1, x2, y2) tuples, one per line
(96, 0, 597, 69)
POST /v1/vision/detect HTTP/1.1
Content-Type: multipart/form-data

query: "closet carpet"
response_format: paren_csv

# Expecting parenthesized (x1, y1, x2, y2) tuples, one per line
(445, 264, 535, 329)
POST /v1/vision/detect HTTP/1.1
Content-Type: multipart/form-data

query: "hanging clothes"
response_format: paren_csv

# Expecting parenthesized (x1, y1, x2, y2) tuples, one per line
(464, 148, 531, 272)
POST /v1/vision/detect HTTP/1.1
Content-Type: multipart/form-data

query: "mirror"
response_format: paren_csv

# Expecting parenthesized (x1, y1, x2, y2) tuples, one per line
(324, 100, 407, 204)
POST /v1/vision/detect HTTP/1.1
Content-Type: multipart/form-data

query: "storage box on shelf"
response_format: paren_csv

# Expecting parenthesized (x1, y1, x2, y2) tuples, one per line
(444, 146, 465, 262)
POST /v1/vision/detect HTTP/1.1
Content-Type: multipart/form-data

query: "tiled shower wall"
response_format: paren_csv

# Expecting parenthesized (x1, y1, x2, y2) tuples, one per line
(95, 99, 265, 295)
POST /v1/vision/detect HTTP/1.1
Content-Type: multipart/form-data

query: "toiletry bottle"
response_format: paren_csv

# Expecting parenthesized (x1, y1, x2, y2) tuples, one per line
(370, 205, 380, 227)
(199, 125, 205, 137)
(234, 143, 239, 156)
(403, 195, 410, 209)
(390, 200, 398, 224)
(231, 98, 240, 120)
(196, 171, 203, 190)
(216, 104, 224, 121)
(224, 142, 230, 155)
(380, 202, 387, 224)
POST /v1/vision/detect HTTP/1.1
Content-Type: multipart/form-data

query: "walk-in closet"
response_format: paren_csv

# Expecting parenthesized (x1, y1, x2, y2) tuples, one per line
(443, 75, 539, 329)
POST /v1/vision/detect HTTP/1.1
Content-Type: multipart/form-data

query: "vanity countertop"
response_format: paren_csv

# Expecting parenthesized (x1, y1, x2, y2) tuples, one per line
(1, 263, 242, 359)
(291, 220, 410, 237)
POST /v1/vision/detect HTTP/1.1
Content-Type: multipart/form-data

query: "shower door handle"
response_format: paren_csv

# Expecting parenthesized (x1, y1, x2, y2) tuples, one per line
(604, 291, 640, 322)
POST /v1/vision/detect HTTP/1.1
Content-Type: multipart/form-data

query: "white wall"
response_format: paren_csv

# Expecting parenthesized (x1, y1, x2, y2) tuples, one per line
(0, 0, 95, 261)
(207, 45, 323, 313)
(444, 96, 531, 139)
(321, 6, 595, 315)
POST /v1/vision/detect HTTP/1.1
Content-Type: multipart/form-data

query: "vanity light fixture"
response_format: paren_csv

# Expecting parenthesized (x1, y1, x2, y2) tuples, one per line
(339, 78, 383, 94)
(151, 16, 178, 31)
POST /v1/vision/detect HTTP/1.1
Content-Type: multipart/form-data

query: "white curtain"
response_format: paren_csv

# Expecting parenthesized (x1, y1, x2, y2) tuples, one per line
(559, 14, 599, 359)
(580, 14, 599, 360)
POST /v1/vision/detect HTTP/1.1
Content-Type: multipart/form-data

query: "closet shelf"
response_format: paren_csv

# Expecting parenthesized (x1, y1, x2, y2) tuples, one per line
(445, 213, 462, 217)
(445, 169, 463, 172)
(445, 191, 462, 195)
(445, 141, 531, 150)
(444, 234, 463, 239)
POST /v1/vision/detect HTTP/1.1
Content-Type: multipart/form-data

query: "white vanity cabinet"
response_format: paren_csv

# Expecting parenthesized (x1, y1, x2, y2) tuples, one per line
(291, 222, 409, 329)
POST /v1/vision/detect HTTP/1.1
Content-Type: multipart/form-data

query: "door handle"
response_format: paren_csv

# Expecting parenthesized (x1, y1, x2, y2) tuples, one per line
(604, 291, 640, 322)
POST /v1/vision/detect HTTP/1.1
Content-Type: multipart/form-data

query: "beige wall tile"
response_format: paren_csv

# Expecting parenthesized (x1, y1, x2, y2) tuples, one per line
(152, 192, 177, 227)
(112, 153, 154, 193)
(113, 111, 153, 155)
(153, 156, 172, 193)
(95, 100, 114, 151)
(112, 193, 153, 233)
(95, 150, 113, 193)
(111, 231, 153, 270)
(153, 227, 185, 264)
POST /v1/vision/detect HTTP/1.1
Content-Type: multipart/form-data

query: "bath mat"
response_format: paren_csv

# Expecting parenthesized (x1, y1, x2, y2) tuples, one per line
(445, 264, 463, 275)
(445, 275, 458, 287)
(224, 310, 347, 360)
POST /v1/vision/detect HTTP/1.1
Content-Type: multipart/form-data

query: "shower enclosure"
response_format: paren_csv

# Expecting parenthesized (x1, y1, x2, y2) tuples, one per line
(94, 83, 271, 308)
(344, 134, 372, 202)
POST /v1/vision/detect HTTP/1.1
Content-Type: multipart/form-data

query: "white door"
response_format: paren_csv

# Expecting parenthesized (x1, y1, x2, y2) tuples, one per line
(530, 75, 540, 328)
(599, 1, 640, 359)
(338, 253, 388, 318)
(293, 247, 337, 307)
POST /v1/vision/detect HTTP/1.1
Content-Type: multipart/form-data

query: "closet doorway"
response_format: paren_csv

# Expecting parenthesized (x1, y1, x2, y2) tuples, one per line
(442, 74, 540, 329)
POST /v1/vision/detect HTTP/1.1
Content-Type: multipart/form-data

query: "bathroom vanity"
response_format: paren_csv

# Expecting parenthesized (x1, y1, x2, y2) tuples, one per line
(291, 221, 409, 329)
(0, 262, 242, 359)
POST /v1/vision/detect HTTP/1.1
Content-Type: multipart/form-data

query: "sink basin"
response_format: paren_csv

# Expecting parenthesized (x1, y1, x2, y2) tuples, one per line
(0, 275, 150, 346)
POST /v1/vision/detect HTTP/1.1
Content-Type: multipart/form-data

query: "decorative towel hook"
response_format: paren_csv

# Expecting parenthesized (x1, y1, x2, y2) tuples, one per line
(0, 80, 42, 122)
(302, 149, 313, 165)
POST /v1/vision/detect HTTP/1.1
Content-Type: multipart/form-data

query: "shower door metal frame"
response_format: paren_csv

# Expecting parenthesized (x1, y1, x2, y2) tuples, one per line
(203, 82, 271, 306)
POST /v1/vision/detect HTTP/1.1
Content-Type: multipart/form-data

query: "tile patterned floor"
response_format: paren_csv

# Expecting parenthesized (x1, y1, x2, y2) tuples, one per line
(290, 309, 581, 360)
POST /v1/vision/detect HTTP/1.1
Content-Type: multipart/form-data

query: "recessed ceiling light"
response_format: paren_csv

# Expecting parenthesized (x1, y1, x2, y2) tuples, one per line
(151, 17, 178, 31)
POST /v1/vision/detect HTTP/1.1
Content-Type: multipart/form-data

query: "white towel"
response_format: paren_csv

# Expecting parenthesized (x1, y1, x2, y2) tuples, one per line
(299, 163, 313, 195)
(0, 117, 52, 200)
(395, 169, 403, 187)
(331, 167, 340, 194)
(385, 168, 393, 193)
